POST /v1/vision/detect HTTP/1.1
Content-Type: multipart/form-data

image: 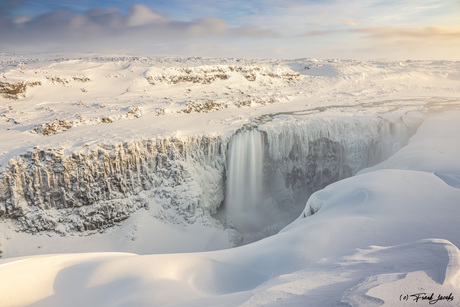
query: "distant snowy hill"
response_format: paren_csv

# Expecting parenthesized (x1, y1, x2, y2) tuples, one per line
(0, 53, 459, 306)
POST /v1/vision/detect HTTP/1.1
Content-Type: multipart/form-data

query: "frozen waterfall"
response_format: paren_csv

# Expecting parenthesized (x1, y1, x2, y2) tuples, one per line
(225, 130, 265, 233)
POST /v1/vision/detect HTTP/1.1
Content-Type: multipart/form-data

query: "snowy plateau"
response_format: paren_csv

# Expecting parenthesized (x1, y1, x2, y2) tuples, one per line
(0, 53, 459, 306)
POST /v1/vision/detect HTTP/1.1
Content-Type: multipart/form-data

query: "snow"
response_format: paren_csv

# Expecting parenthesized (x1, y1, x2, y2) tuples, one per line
(0, 210, 235, 258)
(1, 54, 459, 164)
(1, 53, 460, 306)
(1, 112, 460, 306)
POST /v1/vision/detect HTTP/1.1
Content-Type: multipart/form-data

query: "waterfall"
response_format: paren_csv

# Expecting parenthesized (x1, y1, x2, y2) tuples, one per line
(222, 113, 426, 244)
(225, 130, 265, 233)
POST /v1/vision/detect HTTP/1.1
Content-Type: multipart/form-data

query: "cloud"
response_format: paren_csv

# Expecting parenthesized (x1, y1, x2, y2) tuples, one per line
(343, 18, 358, 27)
(0, 4, 276, 54)
(355, 26, 460, 60)
(296, 25, 460, 60)
(126, 4, 165, 27)
(356, 26, 460, 40)
(231, 26, 278, 38)
(1, 1, 458, 60)
(301, 26, 460, 42)
(187, 18, 227, 36)
(0, 0, 26, 10)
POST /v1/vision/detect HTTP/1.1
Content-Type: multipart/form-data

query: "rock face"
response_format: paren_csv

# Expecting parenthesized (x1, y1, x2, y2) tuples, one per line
(260, 115, 423, 207)
(0, 135, 227, 233)
(0, 113, 425, 236)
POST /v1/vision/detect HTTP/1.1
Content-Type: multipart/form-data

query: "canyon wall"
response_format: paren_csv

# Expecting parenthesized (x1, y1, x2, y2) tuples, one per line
(0, 135, 227, 233)
(0, 112, 426, 235)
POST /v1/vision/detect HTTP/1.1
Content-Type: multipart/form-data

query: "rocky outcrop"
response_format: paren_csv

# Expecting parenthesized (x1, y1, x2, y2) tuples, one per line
(0, 135, 227, 233)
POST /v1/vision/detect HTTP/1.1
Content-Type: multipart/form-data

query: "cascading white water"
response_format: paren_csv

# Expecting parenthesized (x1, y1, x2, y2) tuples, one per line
(225, 130, 265, 233)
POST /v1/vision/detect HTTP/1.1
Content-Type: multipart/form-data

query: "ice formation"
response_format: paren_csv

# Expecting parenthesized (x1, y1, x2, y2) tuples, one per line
(0, 135, 227, 233)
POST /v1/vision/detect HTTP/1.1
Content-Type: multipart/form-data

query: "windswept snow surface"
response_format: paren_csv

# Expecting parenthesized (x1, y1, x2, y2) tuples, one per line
(1, 54, 460, 306)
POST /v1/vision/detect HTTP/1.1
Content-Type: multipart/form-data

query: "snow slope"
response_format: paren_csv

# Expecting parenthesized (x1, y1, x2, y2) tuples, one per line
(0, 110, 459, 306)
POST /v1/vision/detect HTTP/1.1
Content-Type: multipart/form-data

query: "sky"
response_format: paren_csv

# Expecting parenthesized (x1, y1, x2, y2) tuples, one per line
(0, 0, 459, 60)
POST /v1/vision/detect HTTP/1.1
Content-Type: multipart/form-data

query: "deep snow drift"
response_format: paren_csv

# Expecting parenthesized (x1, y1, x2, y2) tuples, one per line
(0, 54, 460, 306)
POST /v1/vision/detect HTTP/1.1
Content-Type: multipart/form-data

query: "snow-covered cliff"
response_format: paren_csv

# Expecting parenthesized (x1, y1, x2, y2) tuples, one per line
(0, 54, 459, 250)
(0, 111, 425, 240)
(0, 135, 227, 233)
